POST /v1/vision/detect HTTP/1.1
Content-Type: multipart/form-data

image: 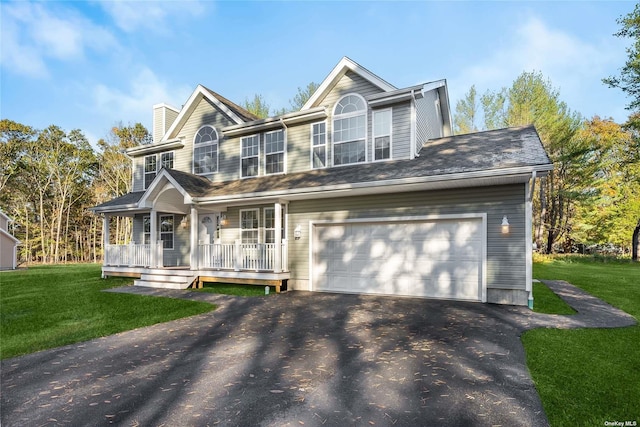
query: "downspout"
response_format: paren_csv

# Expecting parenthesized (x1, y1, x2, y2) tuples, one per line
(410, 89, 418, 159)
(526, 171, 537, 309)
(280, 118, 289, 173)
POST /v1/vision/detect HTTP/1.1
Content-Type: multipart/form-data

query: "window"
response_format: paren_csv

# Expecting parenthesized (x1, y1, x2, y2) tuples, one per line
(161, 152, 174, 170)
(159, 215, 174, 249)
(311, 122, 327, 169)
(144, 155, 157, 189)
(333, 94, 367, 166)
(240, 209, 259, 243)
(264, 207, 286, 244)
(241, 135, 259, 178)
(264, 130, 285, 175)
(193, 125, 218, 175)
(143, 216, 150, 244)
(373, 109, 392, 161)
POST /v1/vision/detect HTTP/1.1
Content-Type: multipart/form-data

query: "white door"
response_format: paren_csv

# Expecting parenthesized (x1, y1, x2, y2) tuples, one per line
(313, 218, 483, 301)
(198, 214, 218, 244)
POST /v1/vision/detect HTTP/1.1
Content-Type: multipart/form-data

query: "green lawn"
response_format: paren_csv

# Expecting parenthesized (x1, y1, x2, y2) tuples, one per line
(193, 282, 277, 297)
(0, 264, 214, 359)
(525, 256, 640, 426)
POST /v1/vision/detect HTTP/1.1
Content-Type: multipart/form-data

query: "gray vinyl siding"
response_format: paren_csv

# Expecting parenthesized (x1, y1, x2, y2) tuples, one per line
(153, 108, 164, 144)
(416, 89, 443, 144)
(389, 101, 411, 159)
(132, 213, 190, 267)
(175, 97, 238, 181)
(286, 123, 311, 173)
(219, 204, 281, 244)
(286, 183, 526, 292)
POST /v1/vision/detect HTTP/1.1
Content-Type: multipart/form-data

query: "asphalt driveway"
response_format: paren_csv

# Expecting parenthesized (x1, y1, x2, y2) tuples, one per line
(1, 281, 635, 427)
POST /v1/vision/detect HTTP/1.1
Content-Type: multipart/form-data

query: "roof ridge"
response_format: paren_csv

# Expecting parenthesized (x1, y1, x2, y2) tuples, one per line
(200, 85, 260, 122)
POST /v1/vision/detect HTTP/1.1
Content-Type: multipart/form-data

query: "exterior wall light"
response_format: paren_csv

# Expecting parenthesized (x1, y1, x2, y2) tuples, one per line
(180, 216, 189, 229)
(294, 225, 302, 240)
(501, 216, 510, 234)
(220, 214, 228, 227)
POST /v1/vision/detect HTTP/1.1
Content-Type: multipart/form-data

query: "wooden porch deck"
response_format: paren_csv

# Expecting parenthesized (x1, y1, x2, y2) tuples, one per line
(101, 266, 290, 292)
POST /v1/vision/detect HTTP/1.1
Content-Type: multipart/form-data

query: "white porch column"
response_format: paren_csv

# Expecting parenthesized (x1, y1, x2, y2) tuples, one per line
(150, 210, 158, 268)
(102, 214, 110, 266)
(274, 202, 282, 273)
(190, 206, 199, 270)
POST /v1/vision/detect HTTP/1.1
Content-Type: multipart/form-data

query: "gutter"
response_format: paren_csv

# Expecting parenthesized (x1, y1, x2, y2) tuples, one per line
(192, 165, 552, 205)
(526, 170, 538, 309)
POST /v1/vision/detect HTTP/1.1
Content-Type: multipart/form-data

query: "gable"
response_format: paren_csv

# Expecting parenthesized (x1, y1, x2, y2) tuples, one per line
(303, 57, 396, 110)
(316, 70, 388, 110)
(172, 96, 238, 143)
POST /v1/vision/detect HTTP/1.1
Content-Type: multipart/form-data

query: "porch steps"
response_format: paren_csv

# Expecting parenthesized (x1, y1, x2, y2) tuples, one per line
(134, 270, 197, 290)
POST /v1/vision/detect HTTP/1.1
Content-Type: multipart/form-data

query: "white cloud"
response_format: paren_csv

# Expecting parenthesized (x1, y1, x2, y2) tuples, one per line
(0, 2, 119, 78)
(93, 67, 192, 130)
(450, 15, 625, 118)
(98, 0, 206, 33)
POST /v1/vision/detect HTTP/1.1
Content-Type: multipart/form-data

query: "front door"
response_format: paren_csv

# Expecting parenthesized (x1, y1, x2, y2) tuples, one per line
(198, 214, 219, 245)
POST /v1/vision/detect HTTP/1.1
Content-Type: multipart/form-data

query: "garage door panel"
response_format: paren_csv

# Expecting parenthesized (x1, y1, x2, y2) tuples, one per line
(313, 218, 483, 301)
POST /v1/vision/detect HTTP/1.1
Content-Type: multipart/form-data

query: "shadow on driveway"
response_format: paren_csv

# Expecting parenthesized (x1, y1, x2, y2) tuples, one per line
(1, 281, 635, 426)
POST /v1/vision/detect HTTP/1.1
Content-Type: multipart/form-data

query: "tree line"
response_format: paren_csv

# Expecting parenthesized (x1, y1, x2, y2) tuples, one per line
(453, 4, 640, 259)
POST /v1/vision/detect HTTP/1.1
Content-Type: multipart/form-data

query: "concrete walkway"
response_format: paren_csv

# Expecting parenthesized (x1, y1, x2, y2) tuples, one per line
(1, 281, 635, 427)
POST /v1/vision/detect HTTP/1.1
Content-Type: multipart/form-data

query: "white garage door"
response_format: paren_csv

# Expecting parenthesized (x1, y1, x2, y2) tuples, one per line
(313, 218, 484, 301)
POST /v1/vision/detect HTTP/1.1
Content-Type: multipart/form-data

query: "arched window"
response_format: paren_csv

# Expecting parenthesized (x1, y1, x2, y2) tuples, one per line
(193, 125, 219, 175)
(332, 94, 367, 165)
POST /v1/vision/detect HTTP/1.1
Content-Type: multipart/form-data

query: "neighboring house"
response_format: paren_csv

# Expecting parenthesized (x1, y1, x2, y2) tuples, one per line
(91, 57, 552, 306)
(0, 211, 20, 270)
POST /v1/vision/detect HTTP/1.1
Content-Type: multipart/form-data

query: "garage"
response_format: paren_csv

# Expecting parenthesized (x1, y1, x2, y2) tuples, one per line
(312, 216, 485, 301)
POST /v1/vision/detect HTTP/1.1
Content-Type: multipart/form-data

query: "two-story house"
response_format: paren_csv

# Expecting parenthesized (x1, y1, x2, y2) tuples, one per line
(91, 57, 553, 306)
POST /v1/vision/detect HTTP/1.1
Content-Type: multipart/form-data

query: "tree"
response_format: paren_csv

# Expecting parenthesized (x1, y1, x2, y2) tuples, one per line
(0, 119, 35, 194)
(453, 85, 480, 134)
(290, 82, 319, 111)
(480, 72, 583, 253)
(603, 4, 640, 259)
(603, 3, 640, 111)
(243, 94, 271, 119)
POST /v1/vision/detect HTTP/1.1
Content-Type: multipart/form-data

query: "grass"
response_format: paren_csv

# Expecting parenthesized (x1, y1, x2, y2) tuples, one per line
(0, 264, 215, 360)
(532, 281, 575, 315)
(193, 282, 277, 297)
(524, 255, 640, 425)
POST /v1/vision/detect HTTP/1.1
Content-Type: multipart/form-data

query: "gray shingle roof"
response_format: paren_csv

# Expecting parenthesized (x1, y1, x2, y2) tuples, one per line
(93, 191, 145, 210)
(93, 125, 552, 209)
(201, 86, 260, 122)
(189, 125, 551, 198)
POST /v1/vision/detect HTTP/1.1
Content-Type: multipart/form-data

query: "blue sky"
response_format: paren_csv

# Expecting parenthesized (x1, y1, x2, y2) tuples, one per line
(0, 1, 634, 146)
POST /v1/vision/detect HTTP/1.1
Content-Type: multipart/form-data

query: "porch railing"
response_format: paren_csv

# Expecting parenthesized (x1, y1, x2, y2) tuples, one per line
(199, 240, 288, 272)
(104, 242, 163, 268)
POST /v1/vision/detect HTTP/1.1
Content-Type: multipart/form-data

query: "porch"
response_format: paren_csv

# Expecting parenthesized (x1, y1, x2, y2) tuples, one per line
(103, 241, 288, 272)
(102, 241, 290, 292)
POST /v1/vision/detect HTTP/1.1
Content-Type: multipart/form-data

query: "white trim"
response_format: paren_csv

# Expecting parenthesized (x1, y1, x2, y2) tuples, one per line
(240, 134, 260, 179)
(222, 107, 327, 137)
(191, 166, 552, 205)
(264, 129, 286, 175)
(310, 120, 328, 169)
(263, 207, 275, 244)
(372, 107, 392, 162)
(138, 168, 194, 208)
(159, 214, 174, 250)
(309, 213, 487, 302)
(302, 57, 397, 110)
(525, 181, 534, 307)
(410, 91, 417, 159)
(127, 139, 184, 156)
(192, 125, 219, 176)
(160, 151, 174, 170)
(332, 93, 368, 166)
(143, 154, 157, 190)
(239, 208, 260, 243)
(161, 85, 245, 143)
